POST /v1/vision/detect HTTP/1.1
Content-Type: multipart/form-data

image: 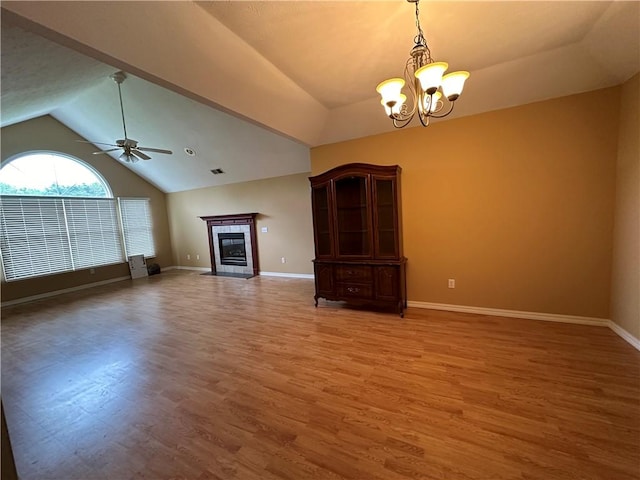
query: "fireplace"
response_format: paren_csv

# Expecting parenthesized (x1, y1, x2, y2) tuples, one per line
(218, 233, 247, 266)
(200, 213, 259, 278)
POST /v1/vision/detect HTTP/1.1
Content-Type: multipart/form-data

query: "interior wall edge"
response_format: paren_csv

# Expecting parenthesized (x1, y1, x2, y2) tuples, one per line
(608, 320, 640, 351)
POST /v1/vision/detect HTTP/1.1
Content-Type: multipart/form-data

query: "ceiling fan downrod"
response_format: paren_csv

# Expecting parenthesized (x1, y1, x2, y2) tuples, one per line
(110, 71, 129, 140)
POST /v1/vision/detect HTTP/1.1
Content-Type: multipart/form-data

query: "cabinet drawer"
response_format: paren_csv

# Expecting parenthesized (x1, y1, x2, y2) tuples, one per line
(336, 265, 372, 282)
(337, 283, 373, 299)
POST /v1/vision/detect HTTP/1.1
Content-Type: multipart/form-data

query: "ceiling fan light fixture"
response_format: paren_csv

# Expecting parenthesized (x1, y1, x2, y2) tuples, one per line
(119, 152, 138, 163)
(376, 0, 470, 128)
(82, 72, 174, 162)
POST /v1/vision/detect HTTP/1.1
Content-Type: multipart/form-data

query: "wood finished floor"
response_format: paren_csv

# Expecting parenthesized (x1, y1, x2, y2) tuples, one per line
(1, 270, 639, 480)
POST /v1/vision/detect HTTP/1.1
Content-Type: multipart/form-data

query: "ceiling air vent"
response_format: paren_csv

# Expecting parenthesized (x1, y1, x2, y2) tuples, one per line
(210, 168, 224, 175)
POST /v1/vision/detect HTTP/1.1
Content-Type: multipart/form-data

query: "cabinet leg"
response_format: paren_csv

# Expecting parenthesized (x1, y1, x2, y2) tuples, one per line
(398, 301, 404, 318)
(314, 296, 318, 307)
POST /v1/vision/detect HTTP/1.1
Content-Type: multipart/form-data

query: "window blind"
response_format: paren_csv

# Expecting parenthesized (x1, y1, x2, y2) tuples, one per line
(119, 198, 155, 258)
(65, 198, 123, 269)
(0, 197, 73, 280)
(0, 197, 124, 281)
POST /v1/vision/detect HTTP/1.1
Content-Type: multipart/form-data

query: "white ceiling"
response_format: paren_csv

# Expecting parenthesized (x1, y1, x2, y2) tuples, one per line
(1, 1, 638, 193)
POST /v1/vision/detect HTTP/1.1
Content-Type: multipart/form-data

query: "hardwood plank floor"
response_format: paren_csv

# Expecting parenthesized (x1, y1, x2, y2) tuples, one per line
(1, 270, 639, 480)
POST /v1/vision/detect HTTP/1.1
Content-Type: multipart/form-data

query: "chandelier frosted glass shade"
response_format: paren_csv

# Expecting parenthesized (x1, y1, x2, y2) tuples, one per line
(376, 0, 470, 128)
(376, 78, 405, 105)
(414, 62, 449, 94)
(441, 71, 470, 101)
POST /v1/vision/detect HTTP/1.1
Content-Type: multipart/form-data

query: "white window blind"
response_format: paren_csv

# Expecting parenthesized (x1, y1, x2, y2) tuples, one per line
(119, 198, 155, 258)
(0, 197, 73, 280)
(0, 197, 124, 281)
(65, 198, 123, 269)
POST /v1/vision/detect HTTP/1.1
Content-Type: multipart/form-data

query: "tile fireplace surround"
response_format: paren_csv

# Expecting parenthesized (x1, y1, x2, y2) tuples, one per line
(200, 213, 259, 277)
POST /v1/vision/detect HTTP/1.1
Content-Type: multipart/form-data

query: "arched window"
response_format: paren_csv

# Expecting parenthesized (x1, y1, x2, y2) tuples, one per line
(0, 152, 155, 281)
(0, 152, 112, 197)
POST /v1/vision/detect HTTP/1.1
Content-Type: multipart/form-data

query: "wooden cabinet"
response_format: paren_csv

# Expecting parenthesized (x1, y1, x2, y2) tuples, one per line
(310, 163, 407, 317)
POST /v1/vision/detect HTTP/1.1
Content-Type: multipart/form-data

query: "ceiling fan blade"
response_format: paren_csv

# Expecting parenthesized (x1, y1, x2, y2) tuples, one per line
(92, 148, 121, 155)
(136, 147, 173, 155)
(77, 140, 120, 148)
(132, 150, 151, 161)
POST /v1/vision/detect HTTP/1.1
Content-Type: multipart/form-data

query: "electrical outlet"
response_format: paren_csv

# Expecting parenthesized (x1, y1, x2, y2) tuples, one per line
(281, 257, 286, 264)
(187, 254, 191, 260)
(196, 254, 200, 260)
(448, 279, 455, 288)
(89, 268, 95, 275)
(261, 227, 268, 233)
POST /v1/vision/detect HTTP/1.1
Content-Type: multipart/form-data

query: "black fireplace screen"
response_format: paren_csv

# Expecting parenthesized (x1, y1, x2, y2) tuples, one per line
(218, 233, 247, 266)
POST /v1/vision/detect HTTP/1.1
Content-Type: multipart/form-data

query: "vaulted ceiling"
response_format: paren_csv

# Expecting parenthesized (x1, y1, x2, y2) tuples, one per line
(1, 1, 638, 193)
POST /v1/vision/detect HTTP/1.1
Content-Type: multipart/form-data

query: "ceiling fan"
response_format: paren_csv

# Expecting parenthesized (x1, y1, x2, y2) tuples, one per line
(81, 71, 172, 163)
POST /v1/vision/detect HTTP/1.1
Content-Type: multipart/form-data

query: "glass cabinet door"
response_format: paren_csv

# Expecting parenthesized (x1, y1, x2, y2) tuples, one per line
(334, 175, 371, 257)
(374, 177, 398, 258)
(311, 184, 333, 257)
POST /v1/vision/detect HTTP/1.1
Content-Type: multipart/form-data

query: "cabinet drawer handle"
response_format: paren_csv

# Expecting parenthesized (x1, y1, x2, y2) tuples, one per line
(347, 287, 360, 293)
(346, 270, 356, 276)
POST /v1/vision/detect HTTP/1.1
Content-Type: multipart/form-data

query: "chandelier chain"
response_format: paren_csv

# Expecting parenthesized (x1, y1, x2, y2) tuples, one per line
(413, 0, 431, 60)
(414, 0, 424, 44)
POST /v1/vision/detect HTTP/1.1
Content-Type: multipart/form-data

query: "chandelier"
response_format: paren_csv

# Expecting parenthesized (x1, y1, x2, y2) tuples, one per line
(376, 0, 470, 128)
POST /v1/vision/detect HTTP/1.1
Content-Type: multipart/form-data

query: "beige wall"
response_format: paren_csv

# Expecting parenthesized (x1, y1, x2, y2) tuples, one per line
(611, 74, 640, 338)
(166, 173, 314, 275)
(1, 115, 173, 302)
(311, 87, 621, 319)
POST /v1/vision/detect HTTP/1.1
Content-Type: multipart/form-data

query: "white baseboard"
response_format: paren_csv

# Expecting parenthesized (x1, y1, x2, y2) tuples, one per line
(408, 301, 609, 326)
(259, 271, 314, 279)
(408, 301, 640, 351)
(1, 276, 132, 307)
(608, 321, 640, 351)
